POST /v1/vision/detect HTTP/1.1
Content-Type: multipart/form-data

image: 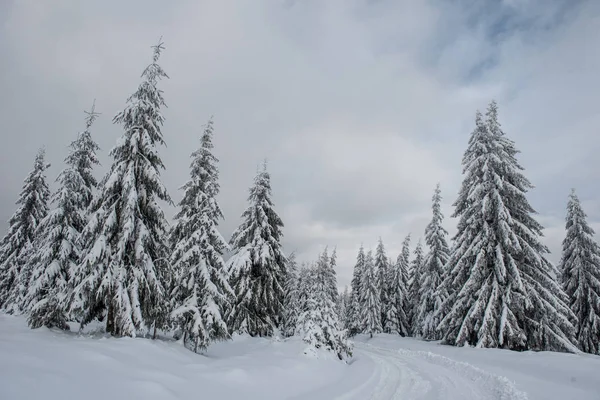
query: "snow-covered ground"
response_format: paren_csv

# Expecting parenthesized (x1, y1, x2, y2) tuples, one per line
(1, 315, 598, 400)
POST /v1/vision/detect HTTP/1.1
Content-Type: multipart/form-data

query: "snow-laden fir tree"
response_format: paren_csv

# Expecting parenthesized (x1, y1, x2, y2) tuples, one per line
(296, 261, 352, 360)
(388, 252, 409, 336)
(0, 148, 50, 314)
(560, 189, 600, 354)
(360, 250, 382, 338)
(328, 248, 339, 304)
(383, 256, 400, 335)
(282, 252, 300, 337)
(437, 102, 577, 352)
(337, 285, 350, 328)
(374, 239, 391, 332)
(169, 118, 233, 352)
(227, 163, 287, 337)
(413, 184, 450, 339)
(25, 104, 100, 329)
(347, 245, 366, 335)
(69, 40, 173, 337)
(316, 247, 338, 304)
(396, 234, 412, 335)
(408, 239, 424, 334)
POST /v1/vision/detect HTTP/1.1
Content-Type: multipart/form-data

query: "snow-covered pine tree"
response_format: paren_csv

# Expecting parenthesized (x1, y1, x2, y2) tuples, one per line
(437, 102, 577, 352)
(413, 184, 450, 339)
(282, 252, 300, 337)
(387, 254, 408, 336)
(360, 250, 382, 338)
(383, 255, 400, 335)
(227, 163, 287, 337)
(296, 259, 352, 360)
(395, 234, 412, 336)
(348, 245, 366, 335)
(328, 248, 339, 304)
(25, 104, 100, 329)
(374, 238, 391, 332)
(69, 40, 173, 337)
(560, 189, 600, 354)
(337, 285, 350, 328)
(408, 239, 424, 334)
(169, 118, 233, 352)
(0, 148, 51, 314)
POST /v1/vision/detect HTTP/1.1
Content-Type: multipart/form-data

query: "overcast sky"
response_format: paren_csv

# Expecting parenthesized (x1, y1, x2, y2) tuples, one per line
(1, 0, 599, 288)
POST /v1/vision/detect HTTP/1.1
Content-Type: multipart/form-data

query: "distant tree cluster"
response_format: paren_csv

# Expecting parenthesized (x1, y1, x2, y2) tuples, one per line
(0, 41, 598, 359)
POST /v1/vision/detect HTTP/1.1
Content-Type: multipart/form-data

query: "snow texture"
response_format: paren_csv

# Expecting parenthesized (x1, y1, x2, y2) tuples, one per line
(1, 314, 598, 400)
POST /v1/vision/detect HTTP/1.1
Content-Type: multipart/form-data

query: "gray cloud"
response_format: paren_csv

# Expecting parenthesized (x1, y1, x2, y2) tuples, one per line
(1, 0, 599, 289)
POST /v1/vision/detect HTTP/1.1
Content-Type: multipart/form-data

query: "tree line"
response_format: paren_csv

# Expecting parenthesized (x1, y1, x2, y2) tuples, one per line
(0, 40, 598, 359)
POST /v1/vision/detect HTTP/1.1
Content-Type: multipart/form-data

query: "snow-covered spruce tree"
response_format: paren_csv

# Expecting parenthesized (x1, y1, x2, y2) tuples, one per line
(408, 239, 424, 334)
(0, 148, 50, 314)
(388, 252, 409, 336)
(396, 234, 412, 335)
(437, 102, 577, 352)
(383, 255, 400, 335)
(337, 285, 350, 328)
(560, 189, 600, 354)
(296, 260, 352, 360)
(360, 250, 382, 338)
(413, 184, 450, 340)
(227, 163, 287, 337)
(316, 247, 338, 304)
(282, 252, 299, 337)
(25, 104, 101, 330)
(328, 248, 339, 304)
(374, 238, 391, 332)
(348, 245, 366, 335)
(69, 40, 173, 337)
(169, 118, 233, 352)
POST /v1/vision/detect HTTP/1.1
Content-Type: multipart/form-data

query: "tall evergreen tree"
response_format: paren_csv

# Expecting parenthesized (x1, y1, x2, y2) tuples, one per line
(360, 250, 382, 338)
(437, 102, 577, 352)
(408, 239, 424, 333)
(282, 253, 299, 337)
(374, 238, 391, 332)
(348, 245, 365, 335)
(0, 148, 50, 314)
(337, 285, 350, 329)
(169, 118, 233, 352)
(328, 248, 339, 304)
(390, 251, 410, 336)
(227, 163, 287, 337)
(560, 190, 600, 354)
(70, 40, 172, 337)
(25, 104, 100, 329)
(413, 184, 450, 339)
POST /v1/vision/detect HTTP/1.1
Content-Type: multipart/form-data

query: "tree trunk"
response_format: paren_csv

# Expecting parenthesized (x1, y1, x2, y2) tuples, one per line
(153, 325, 157, 340)
(106, 299, 115, 336)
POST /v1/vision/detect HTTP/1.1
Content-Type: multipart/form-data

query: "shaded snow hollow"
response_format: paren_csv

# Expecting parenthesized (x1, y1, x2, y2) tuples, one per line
(0, 315, 598, 399)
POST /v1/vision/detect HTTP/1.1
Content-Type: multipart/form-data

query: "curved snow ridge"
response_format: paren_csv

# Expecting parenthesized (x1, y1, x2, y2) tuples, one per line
(395, 347, 529, 400)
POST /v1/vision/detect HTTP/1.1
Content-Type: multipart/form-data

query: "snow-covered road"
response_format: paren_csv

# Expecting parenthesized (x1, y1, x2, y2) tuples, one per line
(341, 343, 529, 400)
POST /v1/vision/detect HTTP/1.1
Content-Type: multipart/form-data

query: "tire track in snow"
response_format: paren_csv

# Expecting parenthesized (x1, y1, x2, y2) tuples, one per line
(352, 343, 529, 400)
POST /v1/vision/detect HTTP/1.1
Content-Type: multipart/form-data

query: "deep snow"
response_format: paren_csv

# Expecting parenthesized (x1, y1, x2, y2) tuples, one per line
(0, 314, 598, 400)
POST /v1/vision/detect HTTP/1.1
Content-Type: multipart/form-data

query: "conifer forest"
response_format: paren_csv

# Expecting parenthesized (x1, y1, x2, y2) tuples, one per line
(1, 3, 600, 398)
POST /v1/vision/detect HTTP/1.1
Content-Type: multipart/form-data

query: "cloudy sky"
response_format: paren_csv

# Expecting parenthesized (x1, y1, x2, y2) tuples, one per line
(1, 0, 599, 288)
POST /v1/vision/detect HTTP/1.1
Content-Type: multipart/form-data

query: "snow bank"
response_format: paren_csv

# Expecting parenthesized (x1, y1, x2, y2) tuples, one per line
(0, 315, 362, 400)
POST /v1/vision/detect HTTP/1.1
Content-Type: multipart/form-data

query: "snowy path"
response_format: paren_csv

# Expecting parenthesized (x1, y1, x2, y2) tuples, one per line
(334, 342, 529, 400)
